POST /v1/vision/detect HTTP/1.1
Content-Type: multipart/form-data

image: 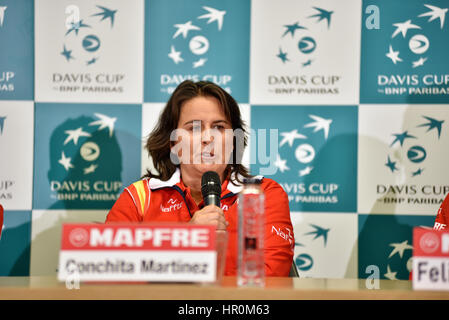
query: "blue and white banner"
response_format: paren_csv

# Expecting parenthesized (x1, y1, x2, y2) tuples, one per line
(291, 212, 358, 279)
(358, 105, 449, 214)
(358, 214, 435, 280)
(144, 0, 250, 102)
(0, 101, 34, 210)
(33, 103, 141, 210)
(35, 0, 144, 103)
(361, 0, 449, 103)
(250, 0, 361, 105)
(0, 0, 34, 100)
(251, 105, 358, 212)
(0, 210, 31, 276)
(0, 0, 446, 279)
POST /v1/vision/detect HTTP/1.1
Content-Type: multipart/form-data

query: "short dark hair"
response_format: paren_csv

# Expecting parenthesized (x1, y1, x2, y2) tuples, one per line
(142, 80, 251, 183)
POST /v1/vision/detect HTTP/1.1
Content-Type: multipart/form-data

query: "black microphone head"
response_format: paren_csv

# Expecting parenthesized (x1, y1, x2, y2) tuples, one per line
(201, 171, 221, 205)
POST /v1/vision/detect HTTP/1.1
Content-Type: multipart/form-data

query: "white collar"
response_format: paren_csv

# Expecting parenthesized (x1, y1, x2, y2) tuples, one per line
(148, 168, 181, 190)
(227, 172, 264, 194)
(148, 168, 263, 194)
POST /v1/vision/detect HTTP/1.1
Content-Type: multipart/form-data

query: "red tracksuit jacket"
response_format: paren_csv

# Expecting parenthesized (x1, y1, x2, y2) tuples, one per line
(106, 169, 295, 276)
(434, 193, 449, 231)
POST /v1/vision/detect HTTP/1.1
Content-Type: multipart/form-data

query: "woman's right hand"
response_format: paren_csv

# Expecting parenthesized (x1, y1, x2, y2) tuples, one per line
(189, 205, 229, 230)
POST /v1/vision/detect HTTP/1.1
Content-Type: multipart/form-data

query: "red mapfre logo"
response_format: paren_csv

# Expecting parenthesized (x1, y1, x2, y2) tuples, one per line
(69, 228, 90, 247)
(61, 223, 215, 251)
(414, 227, 449, 257)
(419, 232, 440, 254)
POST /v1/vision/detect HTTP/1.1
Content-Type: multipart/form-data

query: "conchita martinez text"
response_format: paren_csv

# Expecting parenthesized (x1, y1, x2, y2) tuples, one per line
(64, 259, 209, 274)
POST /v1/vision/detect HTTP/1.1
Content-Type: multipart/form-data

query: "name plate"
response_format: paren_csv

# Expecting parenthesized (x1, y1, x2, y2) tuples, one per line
(58, 223, 217, 282)
(413, 227, 449, 291)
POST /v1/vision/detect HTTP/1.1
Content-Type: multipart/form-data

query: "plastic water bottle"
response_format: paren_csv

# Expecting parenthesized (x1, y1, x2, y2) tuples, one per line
(237, 178, 265, 287)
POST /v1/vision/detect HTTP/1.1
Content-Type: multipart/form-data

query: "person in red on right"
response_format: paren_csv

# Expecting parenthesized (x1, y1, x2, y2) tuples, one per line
(433, 192, 449, 231)
(409, 192, 449, 280)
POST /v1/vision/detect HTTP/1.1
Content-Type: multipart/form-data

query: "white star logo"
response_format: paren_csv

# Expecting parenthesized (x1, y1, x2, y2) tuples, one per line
(386, 45, 402, 64)
(274, 155, 289, 173)
(412, 57, 427, 68)
(0, 6, 6, 27)
(304, 115, 332, 140)
(58, 152, 74, 171)
(84, 164, 98, 175)
(173, 21, 201, 39)
(197, 6, 226, 31)
(388, 240, 413, 259)
(193, 58, 207, 68)
(391, 20, 421, 38)
(63, 127, 91, 146)
(168, 45, 184, 64)
(384, 265, 398, 280)
(89, 113, 117, 137)
(279, 129, 307, 147)
(299, 166, 313, 177)
(418, 4, 448, 29)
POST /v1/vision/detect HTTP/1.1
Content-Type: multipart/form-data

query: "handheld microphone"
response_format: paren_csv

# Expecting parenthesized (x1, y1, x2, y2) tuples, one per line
(201, 171, 221, 207)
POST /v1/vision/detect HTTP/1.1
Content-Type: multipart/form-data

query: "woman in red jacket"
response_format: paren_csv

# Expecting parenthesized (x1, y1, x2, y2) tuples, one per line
(106, 80, 295, 276)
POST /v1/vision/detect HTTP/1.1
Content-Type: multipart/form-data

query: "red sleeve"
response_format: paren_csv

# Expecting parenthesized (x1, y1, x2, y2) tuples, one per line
(434, 193, 449, 231)
(105, 189, 143, 223)
(262, 178, 295, 277)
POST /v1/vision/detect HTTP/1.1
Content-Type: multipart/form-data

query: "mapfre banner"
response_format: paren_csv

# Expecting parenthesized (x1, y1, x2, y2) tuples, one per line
(58, 223, 217, 282)
(413, 227, 449, 291)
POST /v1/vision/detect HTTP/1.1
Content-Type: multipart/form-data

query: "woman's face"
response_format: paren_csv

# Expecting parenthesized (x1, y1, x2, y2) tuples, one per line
(174, 95, 234, 179)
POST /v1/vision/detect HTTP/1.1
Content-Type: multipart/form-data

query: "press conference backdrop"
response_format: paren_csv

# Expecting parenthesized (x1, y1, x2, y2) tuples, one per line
(0, 0, 448, 280)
